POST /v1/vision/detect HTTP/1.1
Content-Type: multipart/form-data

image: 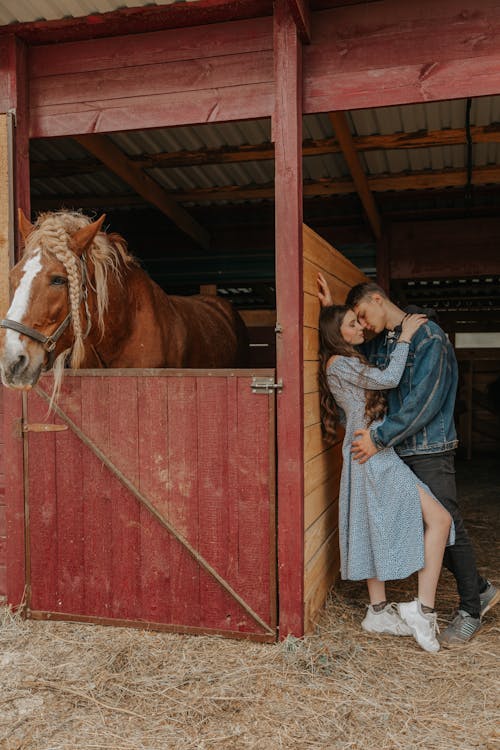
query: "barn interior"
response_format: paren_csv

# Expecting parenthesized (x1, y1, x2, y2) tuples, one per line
(28, 95, 500, 458)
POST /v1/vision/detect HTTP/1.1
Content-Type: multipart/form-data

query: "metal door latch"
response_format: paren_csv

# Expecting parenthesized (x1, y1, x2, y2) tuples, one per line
(22, 423, 68, 433)
(251, 377, 283, 394)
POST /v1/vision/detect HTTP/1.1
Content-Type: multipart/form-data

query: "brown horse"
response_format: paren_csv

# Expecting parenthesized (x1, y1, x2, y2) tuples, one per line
(0, 210, 248, 392)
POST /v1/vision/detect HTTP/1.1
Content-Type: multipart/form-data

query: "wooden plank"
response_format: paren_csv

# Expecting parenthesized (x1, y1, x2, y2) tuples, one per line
(304, 442, 342, 495)
(274, 0, 304, 639)
(287, 0, 311, 43)
(166, 377, 201, 628)
(304, 526, 340, 595)
(304, 292, 321, 330)
(234, 376, 276, 630)
(304, 472, 341, 530)
(4, 390, 24, 608)
(137, 376, 172, 625)
(329, 111, 382, 240)
(29, 124, 500, 177)
(304, 390, 320, 428)
(390, 218, 500, 279)
(304, 1, 500, 112)
(30, 81, 275, 138)
(303, 421, 338, 464)
(304, 359, 319, 395)
(108, 376, 141, 620)
(303, 326, 319, 361)
(32, 50, 274, 109)
(303, 224, 365, 288)
(81, 376, 113, 619)
(304, 498, 339, 565)
(303, 259, 350, 304)
(75, 134, 209, 250)
(30, 16, 273, 77)
(240, 309, 276, 327)
(27, 391, 58, 612)
(0, 114, 13, 318)
(0, 37, 30, 258)
(304, 538, 340, 633)
(54, 378, 85, 614)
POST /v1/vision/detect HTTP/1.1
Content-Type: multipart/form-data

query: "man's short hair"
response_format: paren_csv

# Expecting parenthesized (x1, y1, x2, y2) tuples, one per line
(346, 282, 388, 309)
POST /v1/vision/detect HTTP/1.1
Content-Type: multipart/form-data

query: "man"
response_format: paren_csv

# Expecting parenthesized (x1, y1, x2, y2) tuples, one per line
(318, 276, 498, 646)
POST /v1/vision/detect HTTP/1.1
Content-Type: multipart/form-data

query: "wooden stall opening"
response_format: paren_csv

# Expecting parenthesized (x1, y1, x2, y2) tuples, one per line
(302, 225, 368, 633)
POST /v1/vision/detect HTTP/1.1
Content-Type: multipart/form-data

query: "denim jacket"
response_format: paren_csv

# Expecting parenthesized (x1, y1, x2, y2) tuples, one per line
(361, 320, 459, 456)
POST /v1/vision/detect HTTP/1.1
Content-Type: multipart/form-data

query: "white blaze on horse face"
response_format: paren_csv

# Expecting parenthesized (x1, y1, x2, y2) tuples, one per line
(4, 250, 43, 360)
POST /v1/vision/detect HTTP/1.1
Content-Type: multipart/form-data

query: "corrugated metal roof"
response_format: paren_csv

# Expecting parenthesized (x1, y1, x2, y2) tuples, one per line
(28, 95, 500, 209)
(0, 0, 201, 26)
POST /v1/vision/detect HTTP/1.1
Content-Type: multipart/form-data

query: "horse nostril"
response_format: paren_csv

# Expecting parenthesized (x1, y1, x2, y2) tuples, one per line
(9, 353, 28, 377)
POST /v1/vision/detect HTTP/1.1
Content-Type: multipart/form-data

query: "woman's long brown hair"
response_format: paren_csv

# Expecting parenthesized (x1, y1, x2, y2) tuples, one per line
(318, 305, 387, 444)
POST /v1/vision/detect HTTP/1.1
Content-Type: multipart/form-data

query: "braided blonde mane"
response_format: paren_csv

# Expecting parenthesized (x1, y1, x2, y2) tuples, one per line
(25, 211, 137, 404)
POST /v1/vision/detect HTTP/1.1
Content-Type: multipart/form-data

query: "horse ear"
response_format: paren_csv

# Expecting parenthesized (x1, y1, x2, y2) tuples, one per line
(70, 214, 106, 257)
(18, 208, 34, 241)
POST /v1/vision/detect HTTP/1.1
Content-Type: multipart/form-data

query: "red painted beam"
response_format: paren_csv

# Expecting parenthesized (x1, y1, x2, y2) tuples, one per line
(273, 0, 305, 639)
(0, 0, 273, 45)
(287, 0, 311, 43)
(26, 17, 275, 137)
(0, 36, 30, 256)
(304, 0, 500, 111)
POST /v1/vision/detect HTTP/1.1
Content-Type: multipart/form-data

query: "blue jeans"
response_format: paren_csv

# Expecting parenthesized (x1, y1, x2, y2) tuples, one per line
(401, 451, 486, 617)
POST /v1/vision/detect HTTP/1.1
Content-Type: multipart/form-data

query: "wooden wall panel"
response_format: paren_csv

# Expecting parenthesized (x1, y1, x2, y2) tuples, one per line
(0, 387, 4, 600)
(28, 16, 274, 137)
(456, 350, 500, 459)
(303, 1, 500, 113)
(23, 371, 276, 641)
(302, 223, 368, 632)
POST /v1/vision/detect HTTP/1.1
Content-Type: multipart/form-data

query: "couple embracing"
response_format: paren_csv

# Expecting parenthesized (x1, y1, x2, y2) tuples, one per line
(317, 276, 498, 653)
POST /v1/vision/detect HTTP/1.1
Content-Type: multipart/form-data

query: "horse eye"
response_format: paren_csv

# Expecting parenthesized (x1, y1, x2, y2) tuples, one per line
(50, 275, 67, 286)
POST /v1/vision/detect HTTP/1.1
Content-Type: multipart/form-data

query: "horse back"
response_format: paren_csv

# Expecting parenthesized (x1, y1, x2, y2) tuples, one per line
(166, 294, 249, 368)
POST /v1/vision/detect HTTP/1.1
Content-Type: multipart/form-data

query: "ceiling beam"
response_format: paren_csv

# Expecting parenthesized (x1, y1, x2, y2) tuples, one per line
(328, 110, 382, 240)
(31, 123, 500, 178)
(286, 0, 311, 43)
(31, 163, 500, 210)
(73, 134, 210, 250)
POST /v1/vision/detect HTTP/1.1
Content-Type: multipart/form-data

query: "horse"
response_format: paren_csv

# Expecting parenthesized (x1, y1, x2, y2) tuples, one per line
(0, 210, 249, 394)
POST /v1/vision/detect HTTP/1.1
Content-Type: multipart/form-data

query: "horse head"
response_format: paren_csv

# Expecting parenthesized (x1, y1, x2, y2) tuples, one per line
(0, 210, 106, 390)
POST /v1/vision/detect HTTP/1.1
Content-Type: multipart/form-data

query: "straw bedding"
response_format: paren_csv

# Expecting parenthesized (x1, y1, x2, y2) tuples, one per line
(1, 459, 498, 750)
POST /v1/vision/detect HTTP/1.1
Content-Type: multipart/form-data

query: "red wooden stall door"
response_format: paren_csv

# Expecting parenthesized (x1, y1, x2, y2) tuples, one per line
(21, 371, 276, 641)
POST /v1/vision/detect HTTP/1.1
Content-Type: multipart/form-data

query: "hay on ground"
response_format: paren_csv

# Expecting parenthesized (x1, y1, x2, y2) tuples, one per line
(0, 459, 498, 750)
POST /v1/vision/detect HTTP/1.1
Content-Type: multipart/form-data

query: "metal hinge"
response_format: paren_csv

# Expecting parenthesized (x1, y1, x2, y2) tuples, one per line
(22, 423, 68, 433)
(251, 376, 283, 394)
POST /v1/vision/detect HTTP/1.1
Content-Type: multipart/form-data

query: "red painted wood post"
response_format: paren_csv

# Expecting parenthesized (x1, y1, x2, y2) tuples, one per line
(0, 35, 31, 609)
(0, 35, 30, 250)
(273, 0, 305, 638)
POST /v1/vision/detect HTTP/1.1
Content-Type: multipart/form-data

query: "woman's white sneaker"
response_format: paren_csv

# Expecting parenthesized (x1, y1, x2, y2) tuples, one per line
(397, 599, 440, 653)
(362, 603, 413, 636)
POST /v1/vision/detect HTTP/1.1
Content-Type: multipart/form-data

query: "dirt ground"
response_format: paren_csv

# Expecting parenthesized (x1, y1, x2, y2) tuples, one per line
(0, 457, 498, 750)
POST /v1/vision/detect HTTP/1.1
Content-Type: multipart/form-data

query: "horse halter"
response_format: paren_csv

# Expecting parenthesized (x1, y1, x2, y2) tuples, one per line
(0, 255, 91, 369)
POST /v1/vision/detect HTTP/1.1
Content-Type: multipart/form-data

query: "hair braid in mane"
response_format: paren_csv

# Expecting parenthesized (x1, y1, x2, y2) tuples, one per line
(25, 211, 137, 409)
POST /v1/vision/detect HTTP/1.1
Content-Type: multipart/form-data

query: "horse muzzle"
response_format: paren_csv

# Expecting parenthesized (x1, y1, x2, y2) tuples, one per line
(0, 353, 43, 389)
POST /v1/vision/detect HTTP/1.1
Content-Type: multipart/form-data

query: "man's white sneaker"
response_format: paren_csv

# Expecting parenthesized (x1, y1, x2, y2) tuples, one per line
(362, 603, 413, 636)
(398, 599, 440, 653)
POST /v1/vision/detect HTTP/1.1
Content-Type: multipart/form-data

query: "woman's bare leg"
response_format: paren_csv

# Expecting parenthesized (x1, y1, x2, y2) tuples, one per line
(417, 486, 452, 608)
(367, 578, 387, 605)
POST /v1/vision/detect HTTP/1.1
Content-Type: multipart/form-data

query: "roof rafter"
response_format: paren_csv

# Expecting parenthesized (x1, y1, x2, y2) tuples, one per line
(73, 134, 210, 250)
(328, 110, 382, 240)
(30, 123, 500, 178)
(31, 163, 500, 210)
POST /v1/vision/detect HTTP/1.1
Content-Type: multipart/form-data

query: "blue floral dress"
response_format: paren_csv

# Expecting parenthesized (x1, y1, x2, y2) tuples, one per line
(327, 342, 454, 582)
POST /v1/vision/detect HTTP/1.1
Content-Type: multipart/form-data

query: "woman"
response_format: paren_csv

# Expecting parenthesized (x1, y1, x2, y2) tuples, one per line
(318, 300, 454, 653)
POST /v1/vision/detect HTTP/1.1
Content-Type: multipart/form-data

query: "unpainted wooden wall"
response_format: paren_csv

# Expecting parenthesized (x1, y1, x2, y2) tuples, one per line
(302, 225, 368, 632)
(456, 349, 500, 459)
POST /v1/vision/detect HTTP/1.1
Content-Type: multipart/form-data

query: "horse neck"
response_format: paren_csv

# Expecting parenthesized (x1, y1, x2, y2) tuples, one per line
(84, 262, 136, 365)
